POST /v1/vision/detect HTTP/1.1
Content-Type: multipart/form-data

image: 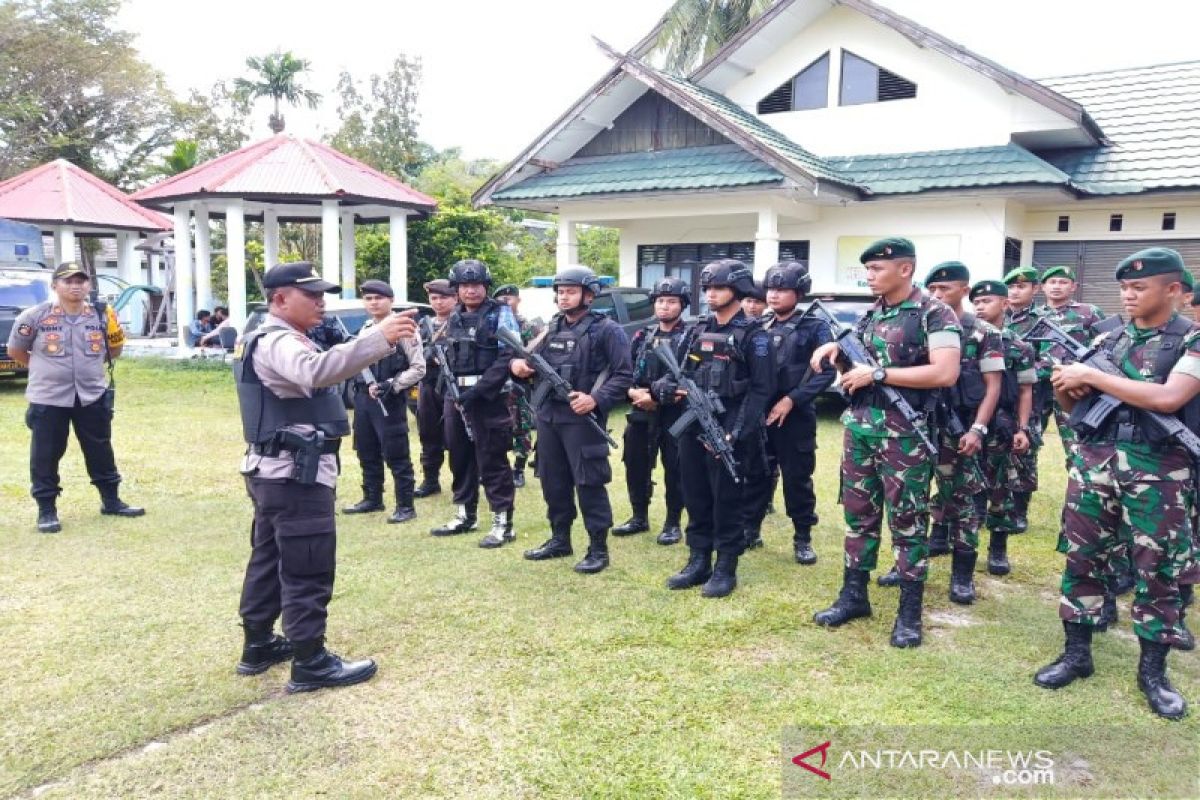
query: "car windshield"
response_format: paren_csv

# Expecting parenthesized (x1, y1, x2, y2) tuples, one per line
(0, 268, 51, 309)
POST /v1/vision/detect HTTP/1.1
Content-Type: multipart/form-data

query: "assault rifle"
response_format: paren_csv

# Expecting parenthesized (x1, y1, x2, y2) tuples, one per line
(427, 325, 475, 442)
(1027, 316, 1200, 459)
(358, 367, 389, 417)
(653, 339, 740, 482)
(496, 326, 617, 448)
(806, 300, 939, 456)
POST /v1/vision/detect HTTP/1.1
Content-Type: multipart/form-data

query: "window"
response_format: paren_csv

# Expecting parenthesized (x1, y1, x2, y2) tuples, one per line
(1164, 212, 1177, 231)
(1004, 238, 1022, 270)
(757, 53, 830, 115)
(590, 293, 617, 319)
(839, 51, 916, 106)
(1057, 215, 1070, 233)
(637, 240, 810, 313)
(1109, 214, 1123, 232)
(621, 290, 653, 323)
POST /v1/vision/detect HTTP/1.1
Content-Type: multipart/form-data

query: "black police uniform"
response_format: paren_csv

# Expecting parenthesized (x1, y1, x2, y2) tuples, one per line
(415, 317, 448, 495)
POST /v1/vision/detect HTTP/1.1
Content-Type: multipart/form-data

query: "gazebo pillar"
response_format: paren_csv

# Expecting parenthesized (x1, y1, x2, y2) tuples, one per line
(389, 212, 407, 300)
(54, 226, 76, 267)
(321, 200, 340, 287)
(340, 211, 356, 299)
(116, 232, 140, 329)
(194, 204, 213, 310)
(173, 205, 194, 348)
(226, 200, 247, 329)
(263, 208, 280, 269)
(557, 219, 578, 269)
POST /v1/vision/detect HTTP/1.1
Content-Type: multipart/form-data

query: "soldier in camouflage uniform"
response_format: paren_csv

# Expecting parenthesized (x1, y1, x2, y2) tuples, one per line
(811, 238, 961, 648)
(1003, 266, 1046, 531)
(493, 285, 543, 488)
(1034, 247, 1198, 720)
(972, 280, 1036, 576)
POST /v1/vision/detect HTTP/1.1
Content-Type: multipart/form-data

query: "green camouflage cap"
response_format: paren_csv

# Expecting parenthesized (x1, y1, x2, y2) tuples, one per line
(1003, 265, 1039, 285)
(1040, 265, 1075, 282)
(969, 280, 1008, 300)
(1114, 247, 1186, 281)
(859, 237, 915, 263)
(924, 260, 970, 286)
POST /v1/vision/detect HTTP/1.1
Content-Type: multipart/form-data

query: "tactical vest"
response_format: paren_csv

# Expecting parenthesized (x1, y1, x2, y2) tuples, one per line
(852, 303, 932, 412)
(540, 311, 606, 395)
(355, 323, 409, 387)
(997, 330, 1021, 414)
(683, 316, 753, 400)
(233, 326, 351, 445)
(765, 312, 810, 390)
(950, 314, 987, 412)
(632, 323, 685, 387)
(1071, 314, 1200, 443)
(444, 299, 502, 376)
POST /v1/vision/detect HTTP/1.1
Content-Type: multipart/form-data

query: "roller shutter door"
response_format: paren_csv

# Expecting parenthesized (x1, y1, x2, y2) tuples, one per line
(1032, 239, 1200, 316)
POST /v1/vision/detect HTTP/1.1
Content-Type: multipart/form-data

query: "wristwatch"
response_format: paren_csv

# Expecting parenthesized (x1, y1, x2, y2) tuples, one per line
(871, 367, 887, 384)
(970, 423, 988, 436)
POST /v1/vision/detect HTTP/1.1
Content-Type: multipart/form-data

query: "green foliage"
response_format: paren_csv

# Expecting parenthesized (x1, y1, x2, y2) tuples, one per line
(233, 50, 321, 134)
(328, 56, 424, 179)
(577, 225, 621, 277)
(175, 81, 252, 162)
(152, 140, 198, 177)
(654, 0, 772, 75)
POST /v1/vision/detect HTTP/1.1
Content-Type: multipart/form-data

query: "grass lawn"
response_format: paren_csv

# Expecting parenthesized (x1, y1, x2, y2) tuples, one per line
(0, 359, 1196, 799)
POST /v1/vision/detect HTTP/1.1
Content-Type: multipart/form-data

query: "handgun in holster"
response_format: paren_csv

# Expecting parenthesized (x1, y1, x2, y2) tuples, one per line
(278, 429, 325, 485)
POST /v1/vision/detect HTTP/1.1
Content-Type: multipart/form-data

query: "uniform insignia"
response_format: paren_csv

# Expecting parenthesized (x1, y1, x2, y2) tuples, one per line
(17, 324, 31, 336)
(46, 332, 61, 341)
(46, 343, 60, 353)
(43, 317, 58, 326)
(90, 343, 101, 352)
(700, 340, 714, 352)
(884, 246, 892, 256)
(87, 330, 103, 341)
(753, 335, 769, 357)
(1133, 260, 1143, 270)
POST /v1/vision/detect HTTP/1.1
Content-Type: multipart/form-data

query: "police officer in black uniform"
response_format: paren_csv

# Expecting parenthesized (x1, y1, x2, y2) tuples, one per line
(431, 260, 520, 548)
(414, 279, 456, 498)
(234, 262, 416, 692)
(515, 266, 634, 573)
(613, 276, 690, 545)
(651, 259, 773, 597)
(744, 261, 834, 564)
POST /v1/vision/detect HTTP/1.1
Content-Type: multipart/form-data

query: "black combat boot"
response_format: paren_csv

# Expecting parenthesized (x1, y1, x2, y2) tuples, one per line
(657, 513, 682, 545)
(286, 637, 378, 694)
(512, 456, 527, 489)
(613, 507, 650, 536)
(877, 565, 900, 587)
(1095, 591, 1118, 633)
(701, 553, 738, 598)
(743, 528, 764, 550)
(1012, 492, 1030, 533)
(667, 548, 712, 590)
(479, 510, 516, 549)
(387, 487, 416, 524)
(573, 531, 610, 574)
(1137, 638, 1187, 720)
(236, 622, 293, 676)
(987, 531, 1010, 575)
(1034, 621, 1094, 689)
(413, 478, 441, 498)
(431, 504, 477, 536)
(890, 580, 925, 648)
(36, 497, 61, 534)
(1176, 584, 1195, 652)
(98, 485, 145, 517)
(524, 526, 573, 560)
(343, 489, 385, 514)
(814, 568, 872, 627)
(793, 529, 817, 565)
(928, 522, 950, 557)
(948, 550, 977, 605)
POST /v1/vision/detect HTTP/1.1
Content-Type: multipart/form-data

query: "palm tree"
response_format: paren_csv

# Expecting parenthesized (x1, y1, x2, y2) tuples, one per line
(654, 0, 773, 75)
(153, 140, 199, 177)
(233, 51, 321, 134)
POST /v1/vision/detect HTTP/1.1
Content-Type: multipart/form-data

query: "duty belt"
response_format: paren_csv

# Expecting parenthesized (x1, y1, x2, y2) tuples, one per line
(253, 438, 342, 456)
(456, 375, 481, 387)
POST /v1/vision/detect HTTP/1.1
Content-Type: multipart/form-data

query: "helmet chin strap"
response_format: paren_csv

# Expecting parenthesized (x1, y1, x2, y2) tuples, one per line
(708, 292, 737, 312)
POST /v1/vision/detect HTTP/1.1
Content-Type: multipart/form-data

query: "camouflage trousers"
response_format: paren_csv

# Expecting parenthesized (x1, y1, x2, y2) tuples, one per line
(507, 385, 534, 461)
(930, 429, 987, 553)
(1058, 442, 1194, 644)
(841, 429, 934, 582)
(983, 435, 1022, 535)
(1011, 418, 1039, 494)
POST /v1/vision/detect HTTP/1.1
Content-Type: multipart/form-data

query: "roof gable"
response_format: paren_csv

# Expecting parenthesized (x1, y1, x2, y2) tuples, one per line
(0, 159, 171, 233)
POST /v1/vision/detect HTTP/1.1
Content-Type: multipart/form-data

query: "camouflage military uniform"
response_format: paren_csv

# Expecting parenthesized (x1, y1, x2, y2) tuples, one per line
(508, 315, 543, 465)
(983, 328, 1037, 533)
(1058, 316, 1200, 645)
(840, 288, 961, 581)
(930, 315, 1004, 554)
(1038, 301, 1107, 456)
(1006, 305, 1046, 497)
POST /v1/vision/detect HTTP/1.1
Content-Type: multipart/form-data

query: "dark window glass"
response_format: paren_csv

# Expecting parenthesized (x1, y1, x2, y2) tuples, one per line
(591, 293, 616, 319)
(1163, 212, 1177, 231)
(1109, 214, 1123, 232)
(1004, 237, 1022, 270)
(757, 52, 829, 114)
(840, 51, 916, 105)
(1057, 215, 1070, 233)
(778, 240, 811, 264)
(622, 291, 653, 322)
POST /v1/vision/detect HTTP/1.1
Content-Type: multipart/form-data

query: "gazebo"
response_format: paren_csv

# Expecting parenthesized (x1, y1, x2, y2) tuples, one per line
(131, 134, 436, 346)
(0, 159, 173, 327)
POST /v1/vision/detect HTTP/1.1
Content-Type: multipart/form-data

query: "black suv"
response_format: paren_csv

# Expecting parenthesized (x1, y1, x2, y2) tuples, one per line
(0, 264, 54, 377)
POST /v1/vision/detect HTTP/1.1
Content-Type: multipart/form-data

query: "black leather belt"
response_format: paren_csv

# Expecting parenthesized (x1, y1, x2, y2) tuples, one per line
(253, 438, 341, 456)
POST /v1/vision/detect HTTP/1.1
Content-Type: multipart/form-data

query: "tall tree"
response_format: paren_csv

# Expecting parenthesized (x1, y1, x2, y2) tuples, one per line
(654, 0, 772, 75)
(152, 140, 198, 177)
(178, 81, 252, 161)
(328, 55, 425, 179)
(233, 50, 321, 134)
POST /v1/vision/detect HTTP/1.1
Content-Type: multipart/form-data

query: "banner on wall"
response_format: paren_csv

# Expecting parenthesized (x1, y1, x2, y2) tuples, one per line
(835, 235, 963, 289)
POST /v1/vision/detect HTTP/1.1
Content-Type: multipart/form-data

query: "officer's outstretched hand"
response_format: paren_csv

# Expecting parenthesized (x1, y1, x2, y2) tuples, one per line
(568, 391, 597, 415)
(810, 342, 839, 372)
(511, 358, 535, 379)
(378, 309, 419, 344)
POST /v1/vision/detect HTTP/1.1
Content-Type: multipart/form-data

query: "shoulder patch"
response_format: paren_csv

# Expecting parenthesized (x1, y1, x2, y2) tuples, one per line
(17, 323, 32, 336)
(753, 332, 769, 358)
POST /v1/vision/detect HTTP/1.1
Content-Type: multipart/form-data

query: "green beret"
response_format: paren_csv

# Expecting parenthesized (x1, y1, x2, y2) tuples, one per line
(1192, 291, 1200, 307)
(860, 237, 915, 263)
(969, 280, 1008, 300)
(1003, 266, 1039, 285)
(1181, 271, 1195, 291)
(1114, 247, 1186, 281)
(924, 261, 970, 286)
(1040, 265, 1074, 282)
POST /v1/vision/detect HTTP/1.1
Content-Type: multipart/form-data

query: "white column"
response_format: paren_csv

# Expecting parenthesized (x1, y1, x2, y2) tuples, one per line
(173, 205, 194, 349)
(116, 232, 139, 329)
(556, 218, 578, 270)
(148, 253, 161, 288)
(54, 226, 76, 267)
(263, 208, 279, 269)
(389, 212, 407, 300)
(753, 208, 780, 278)
(340, 212, 356, 299)
(194, 205, 213, 309)
(225, 200, 247, 330)
(321, 200, 340, 287)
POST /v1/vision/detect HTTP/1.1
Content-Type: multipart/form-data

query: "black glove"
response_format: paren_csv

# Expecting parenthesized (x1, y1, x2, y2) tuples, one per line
(651, 377, 678, 405)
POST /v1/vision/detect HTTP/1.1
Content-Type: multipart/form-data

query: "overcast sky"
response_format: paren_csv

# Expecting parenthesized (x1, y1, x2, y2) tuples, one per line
(119, 0, 1198, 162)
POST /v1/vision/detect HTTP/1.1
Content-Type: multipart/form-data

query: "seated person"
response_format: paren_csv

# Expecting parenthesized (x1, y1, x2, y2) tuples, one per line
(187, 309, 213, 347)
(198, 306, 232, 347)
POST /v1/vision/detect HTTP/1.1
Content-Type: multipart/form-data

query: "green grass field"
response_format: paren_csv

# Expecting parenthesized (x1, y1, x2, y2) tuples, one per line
(0, 359, 1196, 799)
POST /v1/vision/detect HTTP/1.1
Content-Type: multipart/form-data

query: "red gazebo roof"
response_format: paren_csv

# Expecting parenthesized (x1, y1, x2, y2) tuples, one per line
(131, 134, 437, 219)
(0, 159, 172, 233)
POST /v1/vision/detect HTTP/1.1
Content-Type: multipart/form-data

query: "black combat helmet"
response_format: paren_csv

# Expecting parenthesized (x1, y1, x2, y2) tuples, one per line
(448, 259, 492, 287)
(763, 260, 812, 295)
(649, 275, 690, 309)
(552, 265, 603, 296)
(699, 258, 756, 298)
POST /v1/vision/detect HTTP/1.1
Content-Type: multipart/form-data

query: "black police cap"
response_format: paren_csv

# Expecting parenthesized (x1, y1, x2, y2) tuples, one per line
(263, 261, 340, 293)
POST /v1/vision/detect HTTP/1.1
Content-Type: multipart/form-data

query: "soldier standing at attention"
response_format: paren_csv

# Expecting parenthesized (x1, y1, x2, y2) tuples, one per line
(744, 261, 834, 564)
(515, 266, 633, 574)
(430, 260, 520, 548)
(810, 239, 960, 647)
(970, 280, 1036, 576)
(651, 260, 773, 598)
(1002, 266, 1045, 532)
(341, 280, 426, 523)
(612, 276, 691, 545)
(1034, 247, 1199, 720)
(413, 279, 456, 498)
(233, 261, 416, 692)
(491, 284, 542, 488)
(7, 262, 144, 533)
(738, 278, 780, 535)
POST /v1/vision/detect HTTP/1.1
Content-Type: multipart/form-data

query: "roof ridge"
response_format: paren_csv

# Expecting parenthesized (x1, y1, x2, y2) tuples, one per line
(307, 140, 437, 205)
(1039, 58, 1200, 83)
(133, 136, 280, 199)
(293, 137, 342, 195)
